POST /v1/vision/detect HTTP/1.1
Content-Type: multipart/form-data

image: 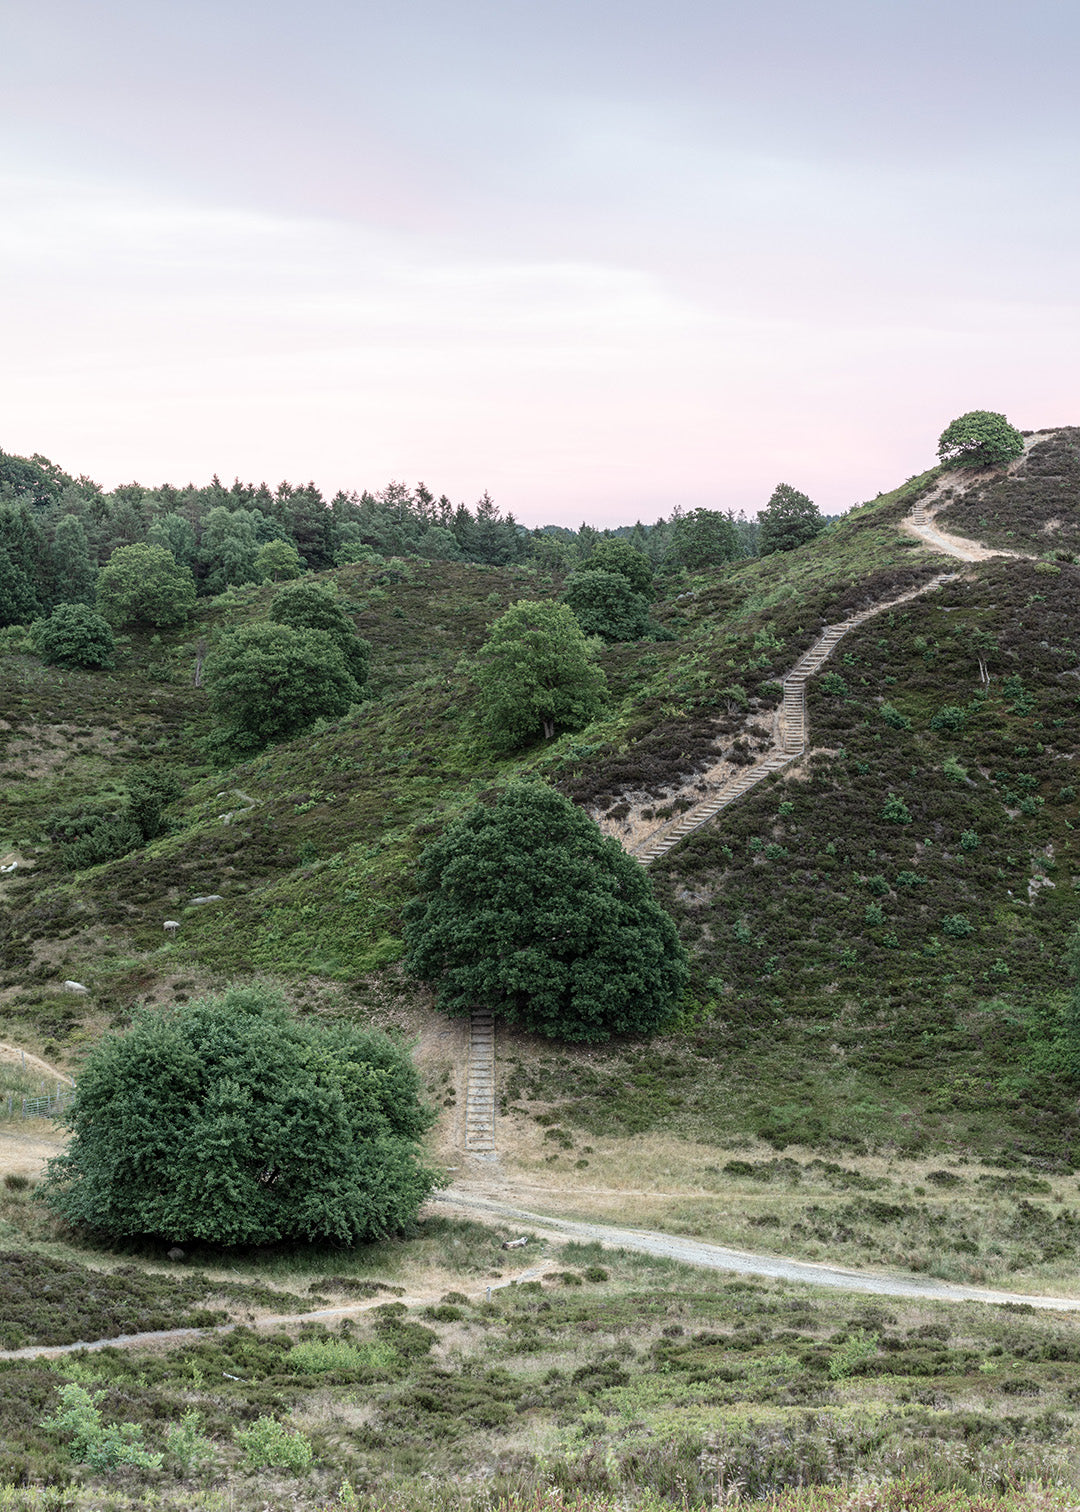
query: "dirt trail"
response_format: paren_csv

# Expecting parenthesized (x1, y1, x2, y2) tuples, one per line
(434, 1191, 1080, 1311)
(0, 1255, 562, 1362)
(4, 1189, 1080, 1364)
(901, 445, 1040, 564)
(0, 1041, 74, 1086)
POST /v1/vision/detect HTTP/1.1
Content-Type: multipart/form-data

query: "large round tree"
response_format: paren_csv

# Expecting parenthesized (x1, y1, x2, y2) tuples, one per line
(95, 543, 196, 628)
(403, 783, 689, 1042)
(470, 599, 606, 746)
(41, 986, 437, 1246)
(203, 621, 359, 749)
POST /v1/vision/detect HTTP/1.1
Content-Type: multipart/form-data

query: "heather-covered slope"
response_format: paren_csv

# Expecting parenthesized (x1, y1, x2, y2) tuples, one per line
(2, 439, 1079, 1168)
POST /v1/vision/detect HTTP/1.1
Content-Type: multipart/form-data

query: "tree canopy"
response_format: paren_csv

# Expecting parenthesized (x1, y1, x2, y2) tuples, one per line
(269, 582, 370, 687)
(95, 543, 196, 628)
(665, 508, 741, 570)
(587, 538, 654, 596)
(562, 568, 650, 642)
(937, 411, 1025, 470)
(757, 484, 826, 556)
(41, 985, 437, 1246)
(403, 783, 689, 1042)
(470, 600, 606, 745)
(257, 538, 305, 581)
(31, 603, 116, 669)
(204, 621, 359, 749)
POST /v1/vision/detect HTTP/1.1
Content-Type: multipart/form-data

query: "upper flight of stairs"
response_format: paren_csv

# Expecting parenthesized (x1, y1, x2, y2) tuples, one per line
(632, 574, 957, 866)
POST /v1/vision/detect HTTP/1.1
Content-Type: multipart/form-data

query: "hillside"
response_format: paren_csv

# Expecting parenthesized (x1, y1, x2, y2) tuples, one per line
(3, 435, 1079, 1172)
(4, 430, 1080, 1507)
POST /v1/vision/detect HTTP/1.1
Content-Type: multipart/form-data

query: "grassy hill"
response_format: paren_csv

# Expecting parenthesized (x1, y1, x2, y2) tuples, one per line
(3, 446, 1078, 1169)
(4, 431, 1080, 1508)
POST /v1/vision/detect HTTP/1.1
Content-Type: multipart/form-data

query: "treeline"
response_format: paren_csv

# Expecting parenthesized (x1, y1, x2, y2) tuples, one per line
(0, 447, 824, 626)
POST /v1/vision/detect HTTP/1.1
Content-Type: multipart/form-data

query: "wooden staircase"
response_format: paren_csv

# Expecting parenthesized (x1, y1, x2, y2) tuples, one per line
(464, 556, 960, 1153)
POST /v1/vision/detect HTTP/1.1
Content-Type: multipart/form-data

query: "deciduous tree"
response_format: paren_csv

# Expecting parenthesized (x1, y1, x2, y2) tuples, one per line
(758, 484, 825, 556)
(665, 508, 741, 570)
(587, 538, 654, 596)
(95, 543, 196, 628)
(31, 603, 115, 669)
(269, 582, 370, 686)
(403, 783, 689, 1042)
(937, 411, 1025, 470)
(204, 621, 359, 750)
(470, 600, 606, 745)
(562, 568, 650, 642)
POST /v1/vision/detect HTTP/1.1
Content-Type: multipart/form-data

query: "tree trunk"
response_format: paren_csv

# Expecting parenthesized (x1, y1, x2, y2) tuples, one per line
(543, 719, 555, 740)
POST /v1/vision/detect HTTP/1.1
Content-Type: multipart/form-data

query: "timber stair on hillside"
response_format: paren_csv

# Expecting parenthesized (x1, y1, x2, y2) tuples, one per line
(461, 556, 960, 1160)
(634, 570, 958, 867)
(464, 1010, 496, 1153)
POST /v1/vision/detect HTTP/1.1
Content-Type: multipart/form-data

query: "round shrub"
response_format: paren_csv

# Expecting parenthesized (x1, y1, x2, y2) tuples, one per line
(40, 985, 436, 1246)
(881, 794, 912, 825)
(204, 621, 359, 750)
(941, 914, 975, 938)
(930, 705, 967, 732)
(31, 603, 115, 669)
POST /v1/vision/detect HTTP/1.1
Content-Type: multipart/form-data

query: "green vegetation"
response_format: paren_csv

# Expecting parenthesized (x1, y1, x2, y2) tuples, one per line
(937, 410, 1025, 470)
(268, 580, 371, 686)
(470, 598, 607, 745)
(758, 483, 826, 555)
(3, 1239, 1080, 1507)
(41, 985, 436, 1245)
(666, 506, 742, 569)
(255, 537, 305, 581)
(935, 426, 1080, 556)
(204, 621, 360, 751)
(403, 783, 688, 1040)
(95, 544, 197, 628)
(4, 428, 1080, 1509)
(587, 536, 655, 595)
(29, 605, 116, 670)
(562, 568, 650, 641)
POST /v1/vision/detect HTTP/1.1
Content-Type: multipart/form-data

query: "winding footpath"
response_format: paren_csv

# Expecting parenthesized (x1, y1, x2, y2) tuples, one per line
(10, 482, 1073, 1364)
(465, 486, 992, 1153)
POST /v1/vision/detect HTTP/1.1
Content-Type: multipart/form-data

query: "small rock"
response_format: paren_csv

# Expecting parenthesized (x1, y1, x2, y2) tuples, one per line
(64, 980, 88, 994)
(167, 1246, 185, 1262)
(502, 1236, 529, 1250)
(0, 861, 17, 874)
(190, 895, 223, 905)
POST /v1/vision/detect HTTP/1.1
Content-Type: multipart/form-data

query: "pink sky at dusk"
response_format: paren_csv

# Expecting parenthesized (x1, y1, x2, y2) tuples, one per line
(1, 0, 1077, 527)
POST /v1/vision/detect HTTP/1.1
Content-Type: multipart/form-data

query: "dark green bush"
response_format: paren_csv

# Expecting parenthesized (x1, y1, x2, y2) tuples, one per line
(562, 569, 650, 642)
(30, 603, 115, 669)
(41, 985, 437, 1245)
(403, 782, 689, 1042)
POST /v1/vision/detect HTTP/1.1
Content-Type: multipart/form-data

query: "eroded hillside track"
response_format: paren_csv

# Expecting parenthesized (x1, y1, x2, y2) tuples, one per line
(631, 572, 958, 865)
(464, 488, 1013, 1160)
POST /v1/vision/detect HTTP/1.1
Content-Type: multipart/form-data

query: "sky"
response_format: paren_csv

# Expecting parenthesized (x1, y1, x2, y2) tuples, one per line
(1, 0, 1078, 527)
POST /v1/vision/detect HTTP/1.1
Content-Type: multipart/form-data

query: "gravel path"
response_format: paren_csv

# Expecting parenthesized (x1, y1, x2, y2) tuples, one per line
(434, 1191, 1080, 1311)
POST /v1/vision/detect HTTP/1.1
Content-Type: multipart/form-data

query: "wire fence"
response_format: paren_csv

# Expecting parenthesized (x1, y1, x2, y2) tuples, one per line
(4, 1081, 75, 1121)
